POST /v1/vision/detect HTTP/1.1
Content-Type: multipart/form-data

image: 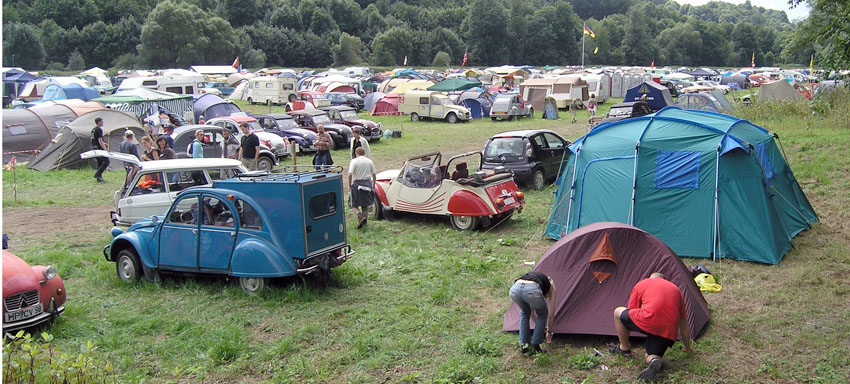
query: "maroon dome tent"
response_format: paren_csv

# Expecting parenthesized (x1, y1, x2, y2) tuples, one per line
(504, 222, 710, 339)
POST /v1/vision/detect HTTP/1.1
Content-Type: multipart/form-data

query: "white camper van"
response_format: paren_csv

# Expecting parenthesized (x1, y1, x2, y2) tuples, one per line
(580, 74, 611, 103)
(117, 76, 203, 95)
(244, 76, 298, 105)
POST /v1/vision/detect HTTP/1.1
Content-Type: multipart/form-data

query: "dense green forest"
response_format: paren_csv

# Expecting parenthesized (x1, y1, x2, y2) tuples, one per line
(0, 0, 839, 71)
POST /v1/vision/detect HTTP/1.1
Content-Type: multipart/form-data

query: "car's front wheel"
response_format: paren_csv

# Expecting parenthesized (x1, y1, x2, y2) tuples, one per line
(257, 156, 274, 171)
(446, 113, 458, 124)
(532, 169, 546, 191)
(451, 215, 480, 231)
(116, 249, 141, 283)
(410, 113, 420, 122)
(239, 276, 266, 295)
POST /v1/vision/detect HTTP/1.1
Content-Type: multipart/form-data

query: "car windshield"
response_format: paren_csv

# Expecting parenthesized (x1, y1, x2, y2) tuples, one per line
(485, 138, 524, 158)
(339, 110, 359, 119)
(608, 106, 631, 117)
(400, 155, 441, 188)
(275, 118, 299, 130)
(247, 121, 265, 132)
(313, 115, 331, 124)
(436, 98, 452, 105)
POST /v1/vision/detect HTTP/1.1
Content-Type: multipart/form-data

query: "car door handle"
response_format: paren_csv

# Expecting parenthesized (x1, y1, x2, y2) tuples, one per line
(230, 232, 235, 236)
(192, 229, 198, 234)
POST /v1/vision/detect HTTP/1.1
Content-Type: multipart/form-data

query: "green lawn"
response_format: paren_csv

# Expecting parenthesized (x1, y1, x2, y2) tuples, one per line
(3, 95, 849, 383)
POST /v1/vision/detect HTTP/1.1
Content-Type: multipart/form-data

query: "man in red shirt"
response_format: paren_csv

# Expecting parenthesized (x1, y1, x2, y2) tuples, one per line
(612, 272, 693, 381)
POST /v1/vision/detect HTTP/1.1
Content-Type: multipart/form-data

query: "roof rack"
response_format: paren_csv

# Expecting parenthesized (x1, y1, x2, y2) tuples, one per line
(233, 165, 343, 183)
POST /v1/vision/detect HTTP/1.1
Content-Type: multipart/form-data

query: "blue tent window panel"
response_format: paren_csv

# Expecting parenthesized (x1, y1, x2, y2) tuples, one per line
(755, 142, 776, 180)
(655, 150, 701, 189)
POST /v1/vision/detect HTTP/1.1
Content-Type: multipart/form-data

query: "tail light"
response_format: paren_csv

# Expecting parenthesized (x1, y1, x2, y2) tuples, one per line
(515, 191, 525, 201)
(495, 197, 505, 206)
(526, 143, 533, 158)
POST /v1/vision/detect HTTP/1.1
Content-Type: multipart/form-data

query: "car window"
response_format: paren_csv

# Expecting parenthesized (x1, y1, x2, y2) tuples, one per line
(130, 172, 164, 196)
(235, 199, 262, 230)
(486, 138, 524, 157)
(309, 192, 338, 219)
(532, 135, 548, 149)
(202, 196, 234, 227)
(419, 97, 429, 105)
(543, 133, 566, 149)
(166, 170, 208, 192)
(167, 196, 199, 225)
(207, 167, 242, 181)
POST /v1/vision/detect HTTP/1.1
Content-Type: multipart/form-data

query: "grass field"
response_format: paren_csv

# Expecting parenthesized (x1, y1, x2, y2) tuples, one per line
(3, 95, 849, 383)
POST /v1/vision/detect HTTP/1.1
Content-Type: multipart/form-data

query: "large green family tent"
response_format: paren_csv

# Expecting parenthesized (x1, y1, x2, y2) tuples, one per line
(545, 107, 817, 264)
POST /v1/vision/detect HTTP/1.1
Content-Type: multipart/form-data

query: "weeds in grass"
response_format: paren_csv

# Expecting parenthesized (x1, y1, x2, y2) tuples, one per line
(568, 348, 602, 370)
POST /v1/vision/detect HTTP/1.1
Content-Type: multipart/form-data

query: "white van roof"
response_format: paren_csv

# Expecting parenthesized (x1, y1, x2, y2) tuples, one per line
(81, 150, 243, 170)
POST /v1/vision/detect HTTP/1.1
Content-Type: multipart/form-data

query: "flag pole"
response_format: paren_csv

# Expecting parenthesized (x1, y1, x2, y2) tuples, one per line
(582, 22, 586, 68)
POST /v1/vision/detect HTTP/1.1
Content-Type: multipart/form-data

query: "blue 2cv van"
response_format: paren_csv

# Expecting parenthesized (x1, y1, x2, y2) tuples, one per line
(103, 168, 354, 294)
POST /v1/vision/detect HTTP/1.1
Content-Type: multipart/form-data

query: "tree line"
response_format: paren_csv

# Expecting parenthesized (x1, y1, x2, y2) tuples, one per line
(1, 0, 842, 72)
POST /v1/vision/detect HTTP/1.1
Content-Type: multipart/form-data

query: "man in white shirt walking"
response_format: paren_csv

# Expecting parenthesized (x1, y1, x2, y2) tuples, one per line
(348, 147, 376, 229)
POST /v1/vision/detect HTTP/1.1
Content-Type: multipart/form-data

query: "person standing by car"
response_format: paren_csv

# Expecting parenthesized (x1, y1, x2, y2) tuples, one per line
(156, 136, 177, 160)
(349, 127, 371, 159)
(119, 130, 140, 177)
(221, 129, 240, 159)
(313, 124, 334, 169)
(91, 117, 109, 182)
(140, 136, 158, 161)
(348, 147, 376, 229)
(587, 94, 598, 123)
(612, 272, 692, 382)
(239, 122, 261, 171)
(191, 129, 204, 158)
(509, 272, 557, 354)
(569, 98, 579, 123)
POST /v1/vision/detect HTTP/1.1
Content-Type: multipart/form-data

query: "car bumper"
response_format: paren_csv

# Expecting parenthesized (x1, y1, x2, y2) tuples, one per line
(481, 163, 534, 183)
(2, 301, 65, 333)
(296, 245, 354, 275)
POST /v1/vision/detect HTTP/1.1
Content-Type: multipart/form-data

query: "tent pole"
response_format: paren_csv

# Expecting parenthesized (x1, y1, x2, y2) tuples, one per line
(628, 141, 640, 225)
(712, 145, 721, 262)
(564, 147, 581, 232)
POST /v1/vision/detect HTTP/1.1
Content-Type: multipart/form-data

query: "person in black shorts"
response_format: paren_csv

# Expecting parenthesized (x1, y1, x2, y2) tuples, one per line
(612, 272, 692, 381)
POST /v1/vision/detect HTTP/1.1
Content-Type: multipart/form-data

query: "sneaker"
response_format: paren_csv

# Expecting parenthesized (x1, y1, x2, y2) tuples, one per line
(96, 177, 105, 182)
(520, 343, 530, 354)
(531, 344, 545, 354)
(637, 358, 662, 382)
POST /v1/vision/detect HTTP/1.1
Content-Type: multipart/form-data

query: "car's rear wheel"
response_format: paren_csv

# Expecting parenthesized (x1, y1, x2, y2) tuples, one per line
(410, 113, 420, 122)
(257, 156, 274, 171)
(451, 215, 480, 231)
(247, 97, 254, 105)
(491, 117, 497, 121)
(116, 249, 141, 283)
(446, 113, 458, 124)
(239, 277, 266, 295)
(532, 169, 546, 191)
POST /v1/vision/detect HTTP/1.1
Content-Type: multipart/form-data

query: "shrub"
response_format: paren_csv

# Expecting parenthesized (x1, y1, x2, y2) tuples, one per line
(3, 330, 113, 383)
(567, 348, 601, 370)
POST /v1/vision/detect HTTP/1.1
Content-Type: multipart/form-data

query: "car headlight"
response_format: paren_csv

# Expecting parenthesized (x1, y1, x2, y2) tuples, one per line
(43, 266, 58, 281)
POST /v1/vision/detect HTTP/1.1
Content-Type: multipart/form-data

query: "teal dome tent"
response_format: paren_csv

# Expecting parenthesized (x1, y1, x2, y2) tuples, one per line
(546, 107, 817, 264)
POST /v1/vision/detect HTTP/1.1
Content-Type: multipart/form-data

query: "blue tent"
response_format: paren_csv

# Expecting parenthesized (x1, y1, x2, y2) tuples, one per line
(41, 84, 100, 102)
(194, 93, 241, 122)
(623, 81, 674, 111)
(546, 107, 817, 264)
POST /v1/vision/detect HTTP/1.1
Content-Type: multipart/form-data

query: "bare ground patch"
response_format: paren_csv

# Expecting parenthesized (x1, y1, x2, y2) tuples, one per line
(3, 204, 114, 251)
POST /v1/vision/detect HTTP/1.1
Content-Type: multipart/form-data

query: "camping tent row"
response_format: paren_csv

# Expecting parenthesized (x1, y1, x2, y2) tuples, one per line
(546, 107, 817, 265)
(27, 109, 145, 171)
(504, 222, 710, 339)
(2, 100, 105, 163)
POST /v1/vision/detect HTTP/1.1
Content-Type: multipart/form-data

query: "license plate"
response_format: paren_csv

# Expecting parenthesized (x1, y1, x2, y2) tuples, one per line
(4, 304, 43, 322)
(504, 197, 515, 205)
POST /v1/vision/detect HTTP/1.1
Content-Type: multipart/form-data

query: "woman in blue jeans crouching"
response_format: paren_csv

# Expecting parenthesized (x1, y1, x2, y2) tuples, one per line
(509, 272, 557, 354)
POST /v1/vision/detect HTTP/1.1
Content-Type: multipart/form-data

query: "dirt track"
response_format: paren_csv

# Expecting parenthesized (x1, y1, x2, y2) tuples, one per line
(3, 204, 114, 251)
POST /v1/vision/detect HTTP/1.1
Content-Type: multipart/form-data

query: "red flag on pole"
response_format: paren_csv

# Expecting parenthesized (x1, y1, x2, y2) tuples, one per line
(650, 60, 655, 69)
(232, 57, 240, 69)
(462, 50, 468, 67)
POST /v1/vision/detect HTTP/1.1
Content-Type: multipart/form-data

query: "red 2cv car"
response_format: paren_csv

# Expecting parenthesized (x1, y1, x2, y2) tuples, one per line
(2, 250, 66, 333)
(374, 152, 525, 230)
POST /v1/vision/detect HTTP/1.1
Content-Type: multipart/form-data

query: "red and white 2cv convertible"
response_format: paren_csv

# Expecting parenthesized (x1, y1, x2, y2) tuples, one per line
(373, 151, 525, 230)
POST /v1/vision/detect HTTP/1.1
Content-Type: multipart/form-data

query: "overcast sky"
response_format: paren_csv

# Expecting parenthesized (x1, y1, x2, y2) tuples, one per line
(675, 0, 810, 21)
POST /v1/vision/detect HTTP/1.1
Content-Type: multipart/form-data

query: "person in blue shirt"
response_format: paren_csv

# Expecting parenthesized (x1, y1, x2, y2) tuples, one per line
(191, 129, 204, 158)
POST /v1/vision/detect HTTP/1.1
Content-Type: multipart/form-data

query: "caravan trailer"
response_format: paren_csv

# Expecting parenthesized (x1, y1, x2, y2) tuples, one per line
(580, 74, 611, 103)
(117, 76, 203, 95)
(244, 76, 298, 105)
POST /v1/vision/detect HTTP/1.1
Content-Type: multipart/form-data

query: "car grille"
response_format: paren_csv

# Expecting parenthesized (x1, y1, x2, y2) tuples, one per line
(5, 290, 40, 311)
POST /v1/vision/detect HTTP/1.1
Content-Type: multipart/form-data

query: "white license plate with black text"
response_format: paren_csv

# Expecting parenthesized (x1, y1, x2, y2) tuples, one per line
(4, 304, 43, 322)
